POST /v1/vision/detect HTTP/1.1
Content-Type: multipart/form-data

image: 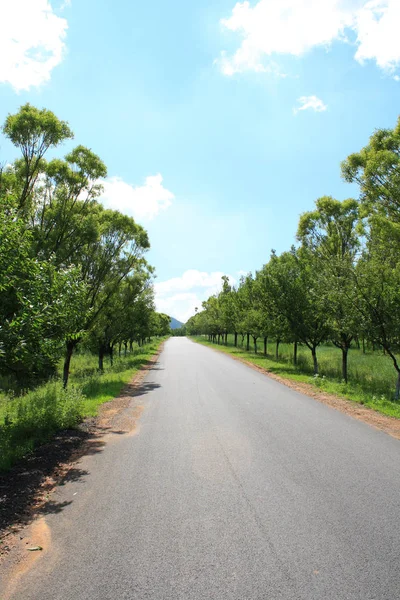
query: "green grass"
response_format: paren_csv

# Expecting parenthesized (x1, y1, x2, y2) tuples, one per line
(191, 335, 400, 419)
(0, 338, 165, 472)
(68, 341, 164, 416)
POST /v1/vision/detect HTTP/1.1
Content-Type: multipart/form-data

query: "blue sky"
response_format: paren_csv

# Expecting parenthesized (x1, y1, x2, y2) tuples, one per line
(1, 0, 400, 321)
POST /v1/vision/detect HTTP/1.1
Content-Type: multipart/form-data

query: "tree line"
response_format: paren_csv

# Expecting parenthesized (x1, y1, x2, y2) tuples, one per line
(186, 116, 400, 399)
(0, 104, 170, 391)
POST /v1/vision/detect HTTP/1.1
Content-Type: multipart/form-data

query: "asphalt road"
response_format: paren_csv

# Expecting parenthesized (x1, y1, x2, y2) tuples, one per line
(8, 338, 400, 599)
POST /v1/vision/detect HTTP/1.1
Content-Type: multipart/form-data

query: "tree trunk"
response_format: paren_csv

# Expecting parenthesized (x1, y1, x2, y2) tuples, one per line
(311, 346, 318, 375)
(124, 342, 128, 357)
(341, 346, 349, 383)
(263, 337, 267, 356)
(98, 346, 105, 372)
(246, 333, 250, 351)
(293, 340, 298, 366)
(118, 343, 122, 358)
(362, 338, 365, 355)
(217, 334, 220, 345)
(253, 337, 257, 354)
(129, 340, 133, 352)
(275, 338, 280, 359)
(109, 344, 114, 367)
(385, 348, 400, 401)
(234, 332, 238, 347)
(396, 371, 400, 401)
(63, 340, 75, 389)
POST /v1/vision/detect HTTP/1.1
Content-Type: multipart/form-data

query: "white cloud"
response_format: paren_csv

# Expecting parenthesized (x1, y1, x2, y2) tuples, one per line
(218, 50, 287, 77)
(155, 270, 229, 296)
(355, 0, 400, 72)
(218, 0, 400, 77)
(156, 293, 202, 325)
(293, 95, 328, 114)
(154, 270, 236, 323)
(0, 0, 68, 91)
(100, 174, 174, 220)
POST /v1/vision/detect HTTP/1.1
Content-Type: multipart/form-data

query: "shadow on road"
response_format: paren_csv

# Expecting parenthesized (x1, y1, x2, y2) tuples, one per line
(131, 381, 161, 397)
(0, 430, 105, 542)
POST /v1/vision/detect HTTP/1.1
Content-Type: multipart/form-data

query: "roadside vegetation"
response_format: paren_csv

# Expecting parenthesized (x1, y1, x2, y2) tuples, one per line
(0, 103, 171, 471)
(0, 339, 164, 472)
(186, 116, 400, 414)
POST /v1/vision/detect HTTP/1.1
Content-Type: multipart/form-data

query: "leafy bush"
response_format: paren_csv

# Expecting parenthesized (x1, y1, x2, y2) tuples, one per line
(0, 382, 84, 471)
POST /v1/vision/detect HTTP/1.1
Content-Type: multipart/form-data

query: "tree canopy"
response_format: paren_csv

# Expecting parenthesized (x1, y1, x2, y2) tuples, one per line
(0, 104, 169, 391)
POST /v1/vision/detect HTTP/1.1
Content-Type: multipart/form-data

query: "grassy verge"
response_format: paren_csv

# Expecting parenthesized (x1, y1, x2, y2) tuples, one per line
(191, 336, 400, 420)
(69, 339, 165, 416)
(0, 338, 165, 472)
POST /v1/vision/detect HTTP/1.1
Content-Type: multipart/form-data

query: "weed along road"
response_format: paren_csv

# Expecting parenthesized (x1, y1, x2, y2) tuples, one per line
(7, 337, 400, 599)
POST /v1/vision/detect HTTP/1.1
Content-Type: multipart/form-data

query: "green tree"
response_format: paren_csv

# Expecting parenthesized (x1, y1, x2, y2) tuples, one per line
(200, 296, 221, 343)
(341, 118, 400, 227)
(152, 313, 171, 337)
(297, 196, 361, 382)
(218, 276, 236, 345)
(352, 232, 400, 398)
(62, 209, 151, 387)
(256, 266, 291, 360)
(31, 145, 107, 265)
(3, 103, 73, 211)
(0, 198, 87, 386)
(342, 117, 400, 396)
(239, 274, 263, 353)
(2, 104, 152, 388)
(266, 248, 331, 374)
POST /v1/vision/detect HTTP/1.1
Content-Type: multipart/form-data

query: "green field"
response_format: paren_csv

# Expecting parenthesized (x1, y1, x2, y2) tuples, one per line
(191, 335, 400, 419)
(0, 339, 165, 472)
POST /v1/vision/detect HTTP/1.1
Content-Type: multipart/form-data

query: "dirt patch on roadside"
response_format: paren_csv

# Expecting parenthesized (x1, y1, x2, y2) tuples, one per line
(207, 345, 400, 441)
(2, 517, 51, 600)
(0, 343, 164, 569)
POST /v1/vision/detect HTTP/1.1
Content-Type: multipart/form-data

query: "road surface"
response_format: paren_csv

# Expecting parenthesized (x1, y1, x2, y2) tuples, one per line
(8, 338, 400, 599)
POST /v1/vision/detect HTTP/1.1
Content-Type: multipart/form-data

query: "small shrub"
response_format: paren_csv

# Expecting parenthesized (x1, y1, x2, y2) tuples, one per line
(0, 382, 85, 472)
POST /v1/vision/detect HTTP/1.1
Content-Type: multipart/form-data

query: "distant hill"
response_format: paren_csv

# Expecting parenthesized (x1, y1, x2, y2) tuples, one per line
(170, 317, 184, 330)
